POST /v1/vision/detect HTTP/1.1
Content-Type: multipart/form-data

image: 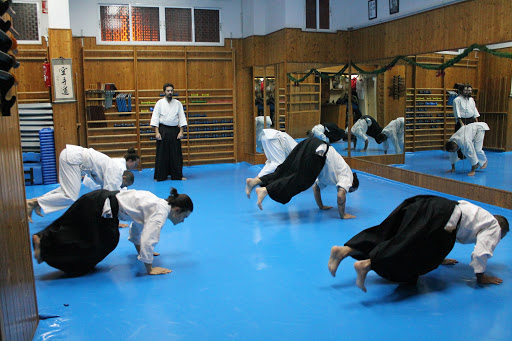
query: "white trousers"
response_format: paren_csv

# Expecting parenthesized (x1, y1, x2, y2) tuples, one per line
(37, 149, 83, 214)
(473, 129, 487, 166)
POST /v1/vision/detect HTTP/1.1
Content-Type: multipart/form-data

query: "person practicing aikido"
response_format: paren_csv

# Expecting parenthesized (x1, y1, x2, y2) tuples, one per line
(254, 128, 297, 178)
(375, 117, 404, 154)
(27, 145, 140, 223)
(255, 115, 273, 152)
(327, 195, 509, 292)
(246, 137, 359, 216)
(453, 84, 479, 132)
(307, 122, 346, 144)
(32, 187, 193, 276)
(346, 115, 383, 151)
(445, 122, 489, 176)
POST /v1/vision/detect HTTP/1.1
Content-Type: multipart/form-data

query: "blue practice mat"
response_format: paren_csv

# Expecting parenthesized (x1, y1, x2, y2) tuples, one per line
(28, 163, 512, 340)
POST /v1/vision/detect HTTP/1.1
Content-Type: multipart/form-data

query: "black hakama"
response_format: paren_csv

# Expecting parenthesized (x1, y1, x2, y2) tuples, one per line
(259, 138, 327, 204)
(361, 115, 383, 138)
(35, 189, 120, 275)
(345, 195, 458, 283)
(154, 124, 183, 181)
(323, 122, 345, 143)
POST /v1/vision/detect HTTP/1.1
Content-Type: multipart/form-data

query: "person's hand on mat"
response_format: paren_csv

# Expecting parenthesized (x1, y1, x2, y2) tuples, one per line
(147, 266, 172, 275)
(320, 205, 333, 210)
(441, 258, 458, 265)
(342, 213, 356, 219)
(476, 273, 503, 285)
(153, 252, 160, 256)
(119, 223, 129, 228)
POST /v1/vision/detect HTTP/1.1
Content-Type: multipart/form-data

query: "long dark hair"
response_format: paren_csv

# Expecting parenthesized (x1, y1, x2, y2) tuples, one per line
(124, 147, 139, 162)
(166, 187, 193, 212)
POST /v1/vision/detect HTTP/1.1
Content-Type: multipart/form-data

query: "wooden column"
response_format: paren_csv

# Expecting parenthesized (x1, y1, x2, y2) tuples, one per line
(48, 28, 79, 156)
(0, 100, 39, 339)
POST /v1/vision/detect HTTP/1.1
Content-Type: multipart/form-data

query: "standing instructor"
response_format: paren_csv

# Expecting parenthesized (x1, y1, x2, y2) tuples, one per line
(151, 83, 188, 181)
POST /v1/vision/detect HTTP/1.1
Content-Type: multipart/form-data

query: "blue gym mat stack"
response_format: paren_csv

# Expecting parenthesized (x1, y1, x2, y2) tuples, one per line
(39, 128, 58, 185)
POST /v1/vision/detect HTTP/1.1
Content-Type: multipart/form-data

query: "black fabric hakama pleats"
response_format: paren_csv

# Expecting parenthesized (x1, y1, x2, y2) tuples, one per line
(35, 189, 120, 275)
(259, 138, 327, 204)
(345, 195, 458, 283)
(154, 124, 183, 181)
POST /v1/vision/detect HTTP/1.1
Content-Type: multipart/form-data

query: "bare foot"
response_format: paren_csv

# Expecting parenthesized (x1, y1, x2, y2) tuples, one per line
(245, 178, 259, 198)
(480, 161, 488, 169)
(468, 171, 476, 176)
(181, 177, 187, 180)
(32, 235, 43, 264)
(328, 246, 352, 277)
(354, 259, 371, 293)
(255, 187, 267, 210)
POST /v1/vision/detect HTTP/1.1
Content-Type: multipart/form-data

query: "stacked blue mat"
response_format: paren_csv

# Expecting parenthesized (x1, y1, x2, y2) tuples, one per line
(39, 128, 58, 185)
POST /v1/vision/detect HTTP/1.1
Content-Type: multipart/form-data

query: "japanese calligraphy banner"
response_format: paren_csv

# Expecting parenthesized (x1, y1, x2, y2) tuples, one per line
(51, 58, 75, 102)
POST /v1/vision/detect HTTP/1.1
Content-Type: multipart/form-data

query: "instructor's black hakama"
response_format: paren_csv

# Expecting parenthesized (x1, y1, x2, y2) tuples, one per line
(345, 195, 458, 283)
(259, 138, 327, 204)
(154, 124, 183, 181)
(35, 189, 120, 276)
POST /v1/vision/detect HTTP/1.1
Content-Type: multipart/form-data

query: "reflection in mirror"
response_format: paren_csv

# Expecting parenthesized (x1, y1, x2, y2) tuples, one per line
(254, 66, 275, 153)
(397, 43, 512, 191)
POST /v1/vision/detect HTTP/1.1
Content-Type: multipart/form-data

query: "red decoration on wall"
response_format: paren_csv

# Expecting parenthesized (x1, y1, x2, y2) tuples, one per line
(43, 60, 51, 87)
(42, 0, 48, 14)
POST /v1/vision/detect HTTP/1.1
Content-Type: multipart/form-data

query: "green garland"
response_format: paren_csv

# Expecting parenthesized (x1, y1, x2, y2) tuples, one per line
(287, 43, 512, 82)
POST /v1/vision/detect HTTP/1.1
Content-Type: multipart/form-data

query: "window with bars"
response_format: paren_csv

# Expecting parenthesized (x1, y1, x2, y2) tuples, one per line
(305, 0, 330, 30)
(12, 1, 40, 42)
(99, 4, 220, 44)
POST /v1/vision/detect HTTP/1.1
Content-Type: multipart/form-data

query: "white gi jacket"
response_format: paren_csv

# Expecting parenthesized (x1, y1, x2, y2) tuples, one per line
(258, 129, 298, 177)
(115, 190, 171, 264)
(448, 122, 489, 166)
(315, 148, 353, 193)
(150, 98, 187, 127)
(311, 124, 328, 143)
(381, 117, 404, 154)
(444, 200, 503, 274)
(37, 145, 127, 214)
(453, 96, 480, 122)
(351, 117, 372, 142)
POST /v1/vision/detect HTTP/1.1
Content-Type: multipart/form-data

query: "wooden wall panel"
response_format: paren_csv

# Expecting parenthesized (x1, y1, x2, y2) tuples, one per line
(48, 29, 79, 157)
(72, 38, 87, 147)
(351, 0, 512, 63)
(347, 158, 512, 210)
(0, 102, 38, 340)
(14, 41, 50, 104)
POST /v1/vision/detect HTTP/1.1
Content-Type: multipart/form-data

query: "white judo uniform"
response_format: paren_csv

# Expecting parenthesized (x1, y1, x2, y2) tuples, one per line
(444, 200, 503, 274)
(448, 122, 489, 167)
(37, 144, 127, 214)
(255, 116, 273, 152)
(381, 117, 404, 154)
(453, 96, 480, 124)
(258, 129, 298, 177)
(114, 190, 171, 264)
(315, 147, 353, 193)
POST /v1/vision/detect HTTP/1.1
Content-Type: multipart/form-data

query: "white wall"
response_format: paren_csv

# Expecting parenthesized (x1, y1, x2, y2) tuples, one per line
(61, 0, 470, 40)
(68, 0, 242, 39)
(337, 0, 468, 30)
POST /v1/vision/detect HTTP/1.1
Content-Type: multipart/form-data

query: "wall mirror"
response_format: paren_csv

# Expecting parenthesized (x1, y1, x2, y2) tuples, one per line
(253, 64, 286, 153)
(350, 42, 512, 199)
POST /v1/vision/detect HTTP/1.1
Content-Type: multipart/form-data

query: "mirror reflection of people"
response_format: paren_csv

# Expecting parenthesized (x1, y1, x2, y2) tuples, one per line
(255, 93, 264, 116)
(32, 188, 193, 276)
(453, 84, 479, 132)
(255, 116, 273, 152)
(445, 122, 489, 176)
(26, 145, 140, 223)
(246, 137, 359, 219)
(328, 195, 509, 292)
(375, 117, 404, 154)
(151, 83, 187, 181)
(307, 122, 346, 144)
(348, 115, 383, 151)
